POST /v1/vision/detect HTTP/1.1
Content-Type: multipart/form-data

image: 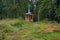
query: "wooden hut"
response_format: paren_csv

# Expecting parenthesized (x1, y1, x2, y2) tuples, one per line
(25, 12, 33, 22)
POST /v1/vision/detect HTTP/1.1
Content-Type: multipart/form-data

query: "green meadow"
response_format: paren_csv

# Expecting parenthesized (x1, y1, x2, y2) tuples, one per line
(0, 19, 60, 40)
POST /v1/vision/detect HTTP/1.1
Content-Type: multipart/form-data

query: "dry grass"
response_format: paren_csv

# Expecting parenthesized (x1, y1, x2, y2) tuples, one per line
(0, 18, 20, 24)
(0, 19, 60, 40)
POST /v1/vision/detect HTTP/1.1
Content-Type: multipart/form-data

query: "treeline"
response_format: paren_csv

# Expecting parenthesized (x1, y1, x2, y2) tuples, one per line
(0, 0, 29, 19)
(37, 0, 60, 22)
(0, 0, 60, 22)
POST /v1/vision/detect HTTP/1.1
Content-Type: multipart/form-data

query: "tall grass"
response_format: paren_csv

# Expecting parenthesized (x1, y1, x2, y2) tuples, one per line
(0, 19, 60, 40)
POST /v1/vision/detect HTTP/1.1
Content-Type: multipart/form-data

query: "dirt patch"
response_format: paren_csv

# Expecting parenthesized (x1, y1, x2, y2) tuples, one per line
(44, 24, 56, 32)
(56, 36, 60, 40)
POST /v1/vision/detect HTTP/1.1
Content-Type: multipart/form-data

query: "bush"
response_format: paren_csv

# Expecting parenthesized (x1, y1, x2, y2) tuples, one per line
(11, 19, 26, 29)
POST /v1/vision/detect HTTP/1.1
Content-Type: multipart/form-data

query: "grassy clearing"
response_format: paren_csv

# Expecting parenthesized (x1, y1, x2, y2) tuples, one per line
(0, 19, 60, 40)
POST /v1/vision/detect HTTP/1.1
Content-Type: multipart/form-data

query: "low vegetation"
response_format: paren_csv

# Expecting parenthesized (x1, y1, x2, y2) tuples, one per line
(0, 19, 60, 40)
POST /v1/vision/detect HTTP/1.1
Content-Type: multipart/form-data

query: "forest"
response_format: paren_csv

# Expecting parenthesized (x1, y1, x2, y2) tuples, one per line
(0, 0, 60, 40)
(0, 0, 60, 22)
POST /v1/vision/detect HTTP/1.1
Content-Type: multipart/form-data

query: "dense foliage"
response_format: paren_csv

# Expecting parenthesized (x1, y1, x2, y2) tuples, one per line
(0, 0, 60, 22)
(1, 0, 28, 19)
